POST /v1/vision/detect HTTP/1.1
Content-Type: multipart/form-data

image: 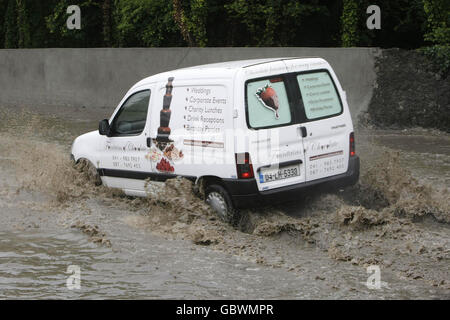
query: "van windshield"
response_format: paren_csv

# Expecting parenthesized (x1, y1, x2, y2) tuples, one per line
(296, 71, 342, 120)
(246, 77, 292, 129)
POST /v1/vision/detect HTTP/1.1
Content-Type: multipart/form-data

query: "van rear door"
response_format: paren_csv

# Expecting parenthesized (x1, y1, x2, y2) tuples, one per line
(244, 64, 306, 192)
(288, 67, 350, 182)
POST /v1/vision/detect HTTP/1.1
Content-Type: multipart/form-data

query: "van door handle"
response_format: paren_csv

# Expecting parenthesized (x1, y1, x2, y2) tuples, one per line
(299, 126, 307, 138)
(146, 137, 152, 148)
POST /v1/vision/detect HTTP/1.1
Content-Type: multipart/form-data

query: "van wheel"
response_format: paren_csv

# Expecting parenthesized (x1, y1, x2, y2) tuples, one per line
(205, 184, 238, 224)
(77, 159, 102, 186)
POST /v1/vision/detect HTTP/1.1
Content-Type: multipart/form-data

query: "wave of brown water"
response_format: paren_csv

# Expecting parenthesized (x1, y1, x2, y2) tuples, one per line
(0, 108, 449, 297)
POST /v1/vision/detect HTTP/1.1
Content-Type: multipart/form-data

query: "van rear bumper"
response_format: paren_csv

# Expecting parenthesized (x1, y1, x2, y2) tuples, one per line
(223, 156, 360, 209)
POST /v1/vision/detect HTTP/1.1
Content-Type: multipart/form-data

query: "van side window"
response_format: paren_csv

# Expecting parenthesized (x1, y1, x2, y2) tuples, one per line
(246, 78, 292, 129)
(296, 71, 342, 120)
(111, 90, 151, 136)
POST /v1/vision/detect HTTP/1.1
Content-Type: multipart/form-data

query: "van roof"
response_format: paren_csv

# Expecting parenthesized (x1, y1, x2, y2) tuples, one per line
(132, 57, 324, 89)
(178, 57, 320, 69)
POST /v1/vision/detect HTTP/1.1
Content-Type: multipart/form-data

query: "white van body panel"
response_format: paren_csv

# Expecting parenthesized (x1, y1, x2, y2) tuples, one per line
(283, 58, 353, 182)
(71, 130, 101, 167)
(235, 60, 307, 192)
(149, 76, 236, 179)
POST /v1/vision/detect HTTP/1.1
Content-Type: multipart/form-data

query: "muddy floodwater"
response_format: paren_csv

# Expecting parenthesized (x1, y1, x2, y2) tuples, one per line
(0, 107, 448, 299)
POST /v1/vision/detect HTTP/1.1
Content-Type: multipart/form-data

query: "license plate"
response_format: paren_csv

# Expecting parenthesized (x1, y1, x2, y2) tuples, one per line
(259, 164, 300, 183)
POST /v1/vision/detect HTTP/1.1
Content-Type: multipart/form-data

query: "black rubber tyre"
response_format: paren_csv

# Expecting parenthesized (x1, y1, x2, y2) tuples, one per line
(205, 184, 239, 224)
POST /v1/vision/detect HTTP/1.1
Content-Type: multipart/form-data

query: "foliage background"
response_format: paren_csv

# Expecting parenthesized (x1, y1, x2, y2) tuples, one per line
(0, 0, 448, 49)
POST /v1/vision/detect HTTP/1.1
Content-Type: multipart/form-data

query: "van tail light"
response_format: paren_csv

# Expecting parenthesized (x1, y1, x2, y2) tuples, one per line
(235, 153, 254, 179)
(350, 132, 356, 157)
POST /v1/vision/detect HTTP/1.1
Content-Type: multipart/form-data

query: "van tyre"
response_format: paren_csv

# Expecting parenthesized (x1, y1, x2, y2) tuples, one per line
(205, 184, 239, 224)
(77, 159, 102, 186)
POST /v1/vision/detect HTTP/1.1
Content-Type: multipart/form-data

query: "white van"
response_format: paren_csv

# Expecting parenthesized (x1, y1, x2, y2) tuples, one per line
(71, 57, 359, 221)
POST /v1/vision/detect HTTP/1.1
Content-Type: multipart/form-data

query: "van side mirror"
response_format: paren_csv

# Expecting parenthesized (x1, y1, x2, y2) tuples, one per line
(99, 119, 111, 136)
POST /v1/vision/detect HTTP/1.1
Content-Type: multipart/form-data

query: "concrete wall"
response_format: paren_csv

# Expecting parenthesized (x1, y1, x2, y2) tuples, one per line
(0, 47, 380, 122)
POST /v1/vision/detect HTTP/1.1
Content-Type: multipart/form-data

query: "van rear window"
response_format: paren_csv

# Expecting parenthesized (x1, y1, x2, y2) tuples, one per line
(297, 71, 342, 120)
(246, 78, 292, 129)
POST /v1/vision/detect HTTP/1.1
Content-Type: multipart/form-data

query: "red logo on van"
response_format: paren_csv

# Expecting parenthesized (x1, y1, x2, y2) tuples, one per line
(256, 84, 280, 119)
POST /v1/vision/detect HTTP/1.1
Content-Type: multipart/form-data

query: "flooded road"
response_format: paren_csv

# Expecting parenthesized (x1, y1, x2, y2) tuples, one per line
(0, 107, 448, 299)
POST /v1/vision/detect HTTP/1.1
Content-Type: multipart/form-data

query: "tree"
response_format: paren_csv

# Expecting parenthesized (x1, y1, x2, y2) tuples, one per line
(423, 0, 450, 45)
(0, 0, 443, 49)
(4, 0, 18, 48)
(187, 0, 208, 47)
(172, 0, 208, 46)
(3, 0, 63, 48)
(340, 0, 427, 49)
(46, 0, 105, 47)
(224, 0, 330, 46)
(363, 0, 427, 49)
(172, 0, 194, 46)
(0, 0, 6, 48)
(341, 0, 359, 47)
(114, 0, 183, 47)
(16, 0, 32, 48)
(27, 0, 61, 47)
(102, 0, 113, 46)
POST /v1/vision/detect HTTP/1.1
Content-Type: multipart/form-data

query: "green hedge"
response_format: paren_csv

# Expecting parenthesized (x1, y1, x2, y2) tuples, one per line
(0, 0, 446, 48)
(418, 45, 450, 78)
